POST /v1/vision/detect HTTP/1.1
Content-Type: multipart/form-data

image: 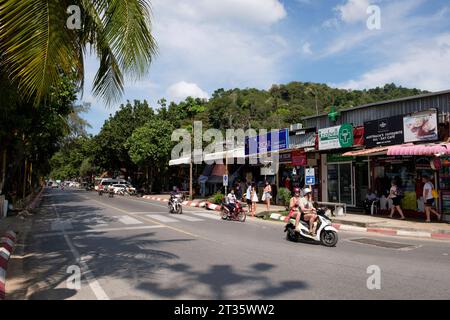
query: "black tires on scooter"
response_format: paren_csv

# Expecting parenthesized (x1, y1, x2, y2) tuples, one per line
(221, 209, 228, 220)
(176, 204, 182, 214)
(320, 230, 338, 247)
(238, 212, 246, 222)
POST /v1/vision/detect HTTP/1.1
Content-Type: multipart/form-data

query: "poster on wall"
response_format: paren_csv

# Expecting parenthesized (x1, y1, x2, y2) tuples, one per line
(318, 124, 354, 150)
(403, 110, 438, 143)
(364, 115, 404, 148)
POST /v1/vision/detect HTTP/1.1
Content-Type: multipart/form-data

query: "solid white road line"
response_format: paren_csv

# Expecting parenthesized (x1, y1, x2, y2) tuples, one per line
(192, 213, 220, 220)
(175, 215, 204, 222)
(52, 204, 110, 300)
(117, 216, 143, 225)
(34, 225, 165, 238)
(146, 214, 179, 223)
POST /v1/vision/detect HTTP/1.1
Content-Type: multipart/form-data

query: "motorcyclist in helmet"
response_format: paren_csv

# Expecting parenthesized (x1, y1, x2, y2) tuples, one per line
(285, 187, 318, 235)
(299, 188, 318, 235)
(285, 187, 302, 227)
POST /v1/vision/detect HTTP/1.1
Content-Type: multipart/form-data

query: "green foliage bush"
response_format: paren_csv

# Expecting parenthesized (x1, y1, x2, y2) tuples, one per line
(208, 192, 225, 205)
(278, 188, 292, 209)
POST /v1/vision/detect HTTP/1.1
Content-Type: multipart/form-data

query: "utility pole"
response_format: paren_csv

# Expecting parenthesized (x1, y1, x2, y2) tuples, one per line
(189, 157, 193, 200)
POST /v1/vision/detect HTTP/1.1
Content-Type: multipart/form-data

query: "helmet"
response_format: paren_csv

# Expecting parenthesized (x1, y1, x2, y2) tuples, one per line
(294, 187, 301, 195)
(303, 187, 312, 195)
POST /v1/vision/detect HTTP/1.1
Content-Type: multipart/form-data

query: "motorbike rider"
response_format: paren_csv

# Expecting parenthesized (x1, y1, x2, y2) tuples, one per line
(169, 186, 181, 203)
(285, 187, 302, 226)
(226, 188, 237, 213)
(300, 188, 318, 235)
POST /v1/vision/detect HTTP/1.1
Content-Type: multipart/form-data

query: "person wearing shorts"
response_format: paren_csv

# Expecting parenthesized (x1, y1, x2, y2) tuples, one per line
(389, 179, 405, 220)
(422, 176, 441, 222)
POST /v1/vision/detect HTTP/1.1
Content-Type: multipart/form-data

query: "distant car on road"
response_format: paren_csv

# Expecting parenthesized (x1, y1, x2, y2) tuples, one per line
(111, 184, 136, 194)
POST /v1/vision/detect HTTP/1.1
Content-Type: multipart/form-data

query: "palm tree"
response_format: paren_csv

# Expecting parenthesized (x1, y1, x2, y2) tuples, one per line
(0, 0, 157, 105)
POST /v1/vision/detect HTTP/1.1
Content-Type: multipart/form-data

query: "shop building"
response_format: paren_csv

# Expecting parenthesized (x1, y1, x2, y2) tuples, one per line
(301, 90, 450, 220)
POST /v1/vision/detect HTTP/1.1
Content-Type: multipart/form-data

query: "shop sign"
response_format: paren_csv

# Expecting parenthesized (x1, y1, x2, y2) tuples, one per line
(305, 168, 316, 185)
(318, 124, 354, 150)
(245, 129, 289, 155)
(261, 165, 276, 176)
(403, 110, 438, 143)
(364, 115, 404, 148)
(292, 150, 307, 166)
(327, 153, 354, 163)
(279, 152, 292, 164)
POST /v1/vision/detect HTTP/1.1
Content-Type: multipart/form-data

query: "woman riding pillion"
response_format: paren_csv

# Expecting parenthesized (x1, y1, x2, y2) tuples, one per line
(285, 188, 318, 235)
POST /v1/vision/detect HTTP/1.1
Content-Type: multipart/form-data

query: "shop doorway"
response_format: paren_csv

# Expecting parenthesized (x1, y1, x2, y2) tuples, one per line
(327, 162, 354, 206)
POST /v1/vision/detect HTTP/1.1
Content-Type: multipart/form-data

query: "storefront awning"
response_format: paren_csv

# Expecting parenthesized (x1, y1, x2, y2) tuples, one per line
(169, 157, 190, 166)
(387, 143, 450, 156)
(342, 146, 390, 157)
(203, 147, 245, 162)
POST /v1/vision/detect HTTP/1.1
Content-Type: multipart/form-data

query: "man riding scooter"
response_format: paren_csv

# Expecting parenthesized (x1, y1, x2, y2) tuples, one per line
(285, 187, 318, 235)
(225, 188, 237, 213)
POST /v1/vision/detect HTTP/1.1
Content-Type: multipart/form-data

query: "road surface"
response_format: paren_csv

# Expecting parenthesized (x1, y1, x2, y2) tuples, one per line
(13, 188, 450, 300)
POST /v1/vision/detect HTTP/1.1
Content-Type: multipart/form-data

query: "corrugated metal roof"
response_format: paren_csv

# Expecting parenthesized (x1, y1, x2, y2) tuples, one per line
(302, 91, 450, 129)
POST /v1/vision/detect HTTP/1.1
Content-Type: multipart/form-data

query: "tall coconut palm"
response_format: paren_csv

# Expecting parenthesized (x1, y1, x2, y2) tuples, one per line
(0, 0, 157, 105)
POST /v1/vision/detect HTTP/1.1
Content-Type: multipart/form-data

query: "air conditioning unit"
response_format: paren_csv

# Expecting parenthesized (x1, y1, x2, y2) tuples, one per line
(290, 123, 303, 131)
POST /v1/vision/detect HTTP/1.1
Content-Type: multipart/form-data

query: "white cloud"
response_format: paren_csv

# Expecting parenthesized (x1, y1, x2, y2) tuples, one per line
(336, 34, 450, 91)
(336, 0, 371, 23)
(301, 42, 313, 54)
(167, 81, 209, 102)
(148, 0, 289, 92)
(153, 0, 286, 26)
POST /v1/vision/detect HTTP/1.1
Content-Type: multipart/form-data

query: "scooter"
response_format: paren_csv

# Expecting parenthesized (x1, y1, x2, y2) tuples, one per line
(284, 208, 338, 247)
(168, 194, 183, 214)
(221, 201, 246, 222)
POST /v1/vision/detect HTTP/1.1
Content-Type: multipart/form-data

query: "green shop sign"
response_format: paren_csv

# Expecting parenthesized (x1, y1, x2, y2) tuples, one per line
(318, 124, 354, 150)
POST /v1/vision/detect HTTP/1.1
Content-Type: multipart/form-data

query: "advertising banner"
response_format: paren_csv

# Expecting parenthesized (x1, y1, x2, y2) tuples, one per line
(364, 115, 404, 148)
(403, 110, 438, 143)
(318, 124, 354, 150)
(245, 129, 289, 155)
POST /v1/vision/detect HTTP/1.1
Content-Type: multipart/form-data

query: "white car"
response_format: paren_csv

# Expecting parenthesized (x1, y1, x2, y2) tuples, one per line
(111, 184, 136, 194)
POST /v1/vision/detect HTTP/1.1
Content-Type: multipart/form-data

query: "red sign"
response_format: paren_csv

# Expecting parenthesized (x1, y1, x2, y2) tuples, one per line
(292, 150, 307, 166)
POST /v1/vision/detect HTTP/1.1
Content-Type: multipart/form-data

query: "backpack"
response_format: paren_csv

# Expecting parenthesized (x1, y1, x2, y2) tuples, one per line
(396, 187, 404, 198)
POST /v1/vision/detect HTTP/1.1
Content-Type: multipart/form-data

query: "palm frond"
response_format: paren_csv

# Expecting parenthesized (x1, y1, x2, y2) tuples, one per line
(0, 0, 83, 104)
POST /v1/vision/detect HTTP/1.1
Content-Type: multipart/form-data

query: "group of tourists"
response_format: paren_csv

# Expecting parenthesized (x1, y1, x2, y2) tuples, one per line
(364, 175, 442, 222)
(227, 181, 273, 217)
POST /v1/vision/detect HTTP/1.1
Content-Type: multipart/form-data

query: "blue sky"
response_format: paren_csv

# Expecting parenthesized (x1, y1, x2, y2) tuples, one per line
(80, 0, 450, 134)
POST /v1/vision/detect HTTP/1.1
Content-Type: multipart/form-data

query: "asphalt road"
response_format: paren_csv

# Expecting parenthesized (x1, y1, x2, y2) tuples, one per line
(17, 188, 450, 300)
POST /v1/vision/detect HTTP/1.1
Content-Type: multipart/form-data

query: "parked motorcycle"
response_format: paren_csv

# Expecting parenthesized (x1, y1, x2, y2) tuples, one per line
(168, 194, 183, 214)
(284, 208, 338, 247)
(221, 201, 246, 222)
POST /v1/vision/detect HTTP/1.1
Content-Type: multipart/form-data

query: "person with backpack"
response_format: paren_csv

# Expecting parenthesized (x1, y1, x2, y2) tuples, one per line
(389, 179, 405, 220)
(422, 175, 442, 222)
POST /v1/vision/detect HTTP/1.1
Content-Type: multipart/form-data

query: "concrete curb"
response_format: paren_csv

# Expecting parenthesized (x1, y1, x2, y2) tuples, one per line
(0, 231, 18, 300)
(266, 214, 450, 240)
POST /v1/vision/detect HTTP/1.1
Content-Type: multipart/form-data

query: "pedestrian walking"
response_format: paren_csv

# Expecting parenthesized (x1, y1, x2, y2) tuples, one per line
(245, 182, 252, 209)
(422, 175, 442, 222)
(262, 181, 272, 211)
(251, 183, 258, 217)
(389, 179, 405, 220)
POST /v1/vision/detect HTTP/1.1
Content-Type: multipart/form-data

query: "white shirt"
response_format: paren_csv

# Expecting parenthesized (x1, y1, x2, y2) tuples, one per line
(423, 182, 434, 200)
(227, 193, 237, 204)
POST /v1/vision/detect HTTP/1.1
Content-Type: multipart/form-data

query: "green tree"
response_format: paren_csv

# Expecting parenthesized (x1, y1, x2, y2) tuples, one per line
(0, 0, 157, 105)
(126, 119, 174, 193)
